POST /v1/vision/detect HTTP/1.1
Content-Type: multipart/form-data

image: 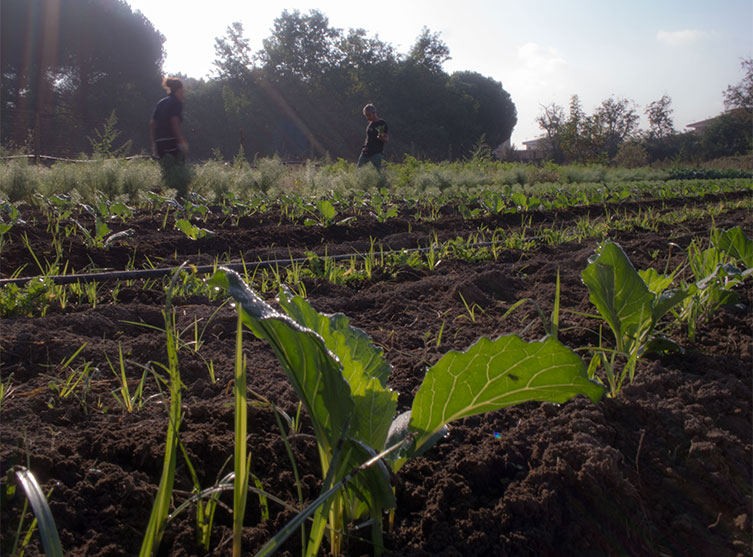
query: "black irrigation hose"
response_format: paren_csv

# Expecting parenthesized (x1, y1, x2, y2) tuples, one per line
(0, 240, 509, 287)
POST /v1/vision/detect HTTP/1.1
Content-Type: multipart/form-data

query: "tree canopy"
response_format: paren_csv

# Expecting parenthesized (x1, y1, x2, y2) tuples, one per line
(535, 66, 752, 166)
(200, 11, 517, 161)
(1, 0, 164, 155)
(2, 5, 517, 161)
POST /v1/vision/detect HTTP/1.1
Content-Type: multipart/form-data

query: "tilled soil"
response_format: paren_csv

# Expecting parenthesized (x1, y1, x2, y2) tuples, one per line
(1, 193, 751, 556)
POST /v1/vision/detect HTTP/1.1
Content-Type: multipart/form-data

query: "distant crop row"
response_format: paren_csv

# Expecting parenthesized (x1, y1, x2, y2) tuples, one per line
(1, 156, 751, 204)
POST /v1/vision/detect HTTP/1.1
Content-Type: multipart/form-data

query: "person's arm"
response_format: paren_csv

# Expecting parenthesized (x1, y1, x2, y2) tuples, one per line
(377, 124, 388, 143)
(170, 116, 187, 151)
(150, 119, 157, 156)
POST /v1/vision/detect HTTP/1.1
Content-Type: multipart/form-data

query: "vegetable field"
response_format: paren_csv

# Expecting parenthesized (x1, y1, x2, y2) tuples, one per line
(0, 161, 751, 556)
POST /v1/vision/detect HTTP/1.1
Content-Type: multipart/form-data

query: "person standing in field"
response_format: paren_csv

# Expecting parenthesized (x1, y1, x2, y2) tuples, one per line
(150, 77, 187, 159)
(150, 77, 191, 196)
(357, 104, 388, 169)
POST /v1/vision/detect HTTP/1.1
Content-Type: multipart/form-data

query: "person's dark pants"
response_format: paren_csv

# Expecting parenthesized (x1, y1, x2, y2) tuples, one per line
(357, 152, 383, 169)
(155, 139, 190, 197)
(155, 138, 181, 159)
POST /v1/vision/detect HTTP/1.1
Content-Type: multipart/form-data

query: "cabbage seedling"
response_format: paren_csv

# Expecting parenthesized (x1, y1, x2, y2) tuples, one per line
(210, 268, 603, 556)
(582, 241, 687, 395)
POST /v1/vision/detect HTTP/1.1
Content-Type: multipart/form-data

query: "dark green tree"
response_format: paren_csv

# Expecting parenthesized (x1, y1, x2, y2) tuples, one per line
(450, 71, 517, 151)
(700, 109, 752, 158)
(408, 27, 451, 73)
(645, 95, 675, 140)
(723, 57, 753, 111)
(214, 22, 253, 84)
(1, 0, 164, 155)
(258, 10, 342, 83)
(591, 96, 640, 160)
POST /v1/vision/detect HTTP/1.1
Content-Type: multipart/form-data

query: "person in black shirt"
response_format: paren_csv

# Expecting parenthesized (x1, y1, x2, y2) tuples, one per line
(357, 104, 388, 169)
(151, 77, 187, 159)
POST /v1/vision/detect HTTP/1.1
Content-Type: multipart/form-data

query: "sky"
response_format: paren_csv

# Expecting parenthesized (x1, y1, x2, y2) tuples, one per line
(125, 0, 752, 147)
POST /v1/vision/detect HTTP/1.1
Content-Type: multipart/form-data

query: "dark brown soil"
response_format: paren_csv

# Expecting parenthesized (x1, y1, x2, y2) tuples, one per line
(1, 192, 751, 556)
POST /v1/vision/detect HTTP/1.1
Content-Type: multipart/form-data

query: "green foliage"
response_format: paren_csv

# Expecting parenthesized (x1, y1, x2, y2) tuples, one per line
(667, 167, 753, 180)
(210, 267, 603, 555)
(582, 241, 687, 395)
(140, 281, 185, 557)
(716, 226, 753, 268)
(0, 278, 54, 318)
(677, 227, 752, 341)
(304, 199, 337, 226)
(87, 111, 132, 159)
(2, 0, 163, 155)
(407, 335, 603, 454)
(175, 219, 215, 240)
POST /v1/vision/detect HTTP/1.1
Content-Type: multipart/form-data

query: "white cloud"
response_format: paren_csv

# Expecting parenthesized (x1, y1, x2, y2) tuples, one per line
(517, 42, 566, 72)
(656, 29, 707, 46)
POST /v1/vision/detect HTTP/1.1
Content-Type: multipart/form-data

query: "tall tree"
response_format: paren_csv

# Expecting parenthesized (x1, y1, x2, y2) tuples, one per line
(1, 0, 164, 155)
(591, 96, 640, 159)
(449, 71, 517, 150)
(536, 95, 639, 163)
(258, 10, 342, 83)
(645, 95, 675, 140)
(214, 22, 253, 84)
(408, 27, 451, 73)
(536, 102, 565, 161)
(723, 57, 753, 111)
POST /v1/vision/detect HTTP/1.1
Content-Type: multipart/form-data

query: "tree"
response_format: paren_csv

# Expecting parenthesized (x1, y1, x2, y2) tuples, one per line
(1, 0, 164, 155)
(258, 10, 342, 83)
(614, 140, 649, 168)
(560, 95, 592, 163)
(408, 28, 451, 73)
(449, 72, 517, 151)
(536, 95, 639, 163)
(536, 102, 565, 162)
(591, 96, 640, 160)
(723, 57, 753, 111)
(645, 95, 675, 140)
(338, 29, 397, 71)
(700, 109, 752, 158)
(214, 22, 253, 83)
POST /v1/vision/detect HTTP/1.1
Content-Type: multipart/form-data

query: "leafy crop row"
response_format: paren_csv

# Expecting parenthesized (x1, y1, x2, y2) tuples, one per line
(4, 225, 750, 555)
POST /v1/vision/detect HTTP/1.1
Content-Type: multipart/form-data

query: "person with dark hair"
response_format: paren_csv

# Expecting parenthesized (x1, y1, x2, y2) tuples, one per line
(150, 77, 187, 159)
(357, 104, 388, 169)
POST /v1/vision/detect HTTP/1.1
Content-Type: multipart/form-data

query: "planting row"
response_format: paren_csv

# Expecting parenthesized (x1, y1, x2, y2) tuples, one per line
(1, 220, 751, 555)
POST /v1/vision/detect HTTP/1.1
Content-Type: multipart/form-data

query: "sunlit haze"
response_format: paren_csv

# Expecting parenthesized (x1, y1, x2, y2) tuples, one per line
(125, 0, 752, 147)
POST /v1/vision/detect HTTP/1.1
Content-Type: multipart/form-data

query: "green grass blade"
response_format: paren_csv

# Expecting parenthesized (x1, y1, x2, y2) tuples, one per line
(14, 467, 63, 557)
(233, 314, 249, 557)
(139, 308, 183, 557)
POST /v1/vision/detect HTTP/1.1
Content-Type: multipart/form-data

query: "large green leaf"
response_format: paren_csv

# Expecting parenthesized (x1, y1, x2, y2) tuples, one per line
(210, 269, 353, 454)
(716, 226, 753, 268)
(317, 199, 337, 223)
(638, 268, 674, 295)
(276, 288, 397, 450)
(582, 241, 654, 352)
(277, 289, 392, 386)
(652, 288, 688, 322)
(409, 335, 604, 451)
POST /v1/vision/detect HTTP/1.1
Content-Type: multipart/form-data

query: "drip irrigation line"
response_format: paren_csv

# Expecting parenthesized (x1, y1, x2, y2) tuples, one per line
(0, 238, 522, 287)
